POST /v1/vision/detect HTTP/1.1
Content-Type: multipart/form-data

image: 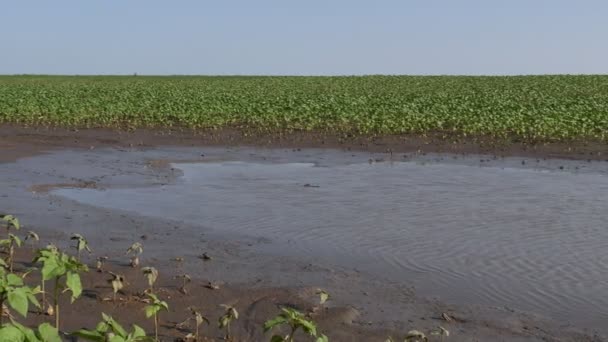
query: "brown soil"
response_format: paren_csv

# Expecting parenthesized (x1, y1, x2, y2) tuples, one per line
(1, 124, 607, 163)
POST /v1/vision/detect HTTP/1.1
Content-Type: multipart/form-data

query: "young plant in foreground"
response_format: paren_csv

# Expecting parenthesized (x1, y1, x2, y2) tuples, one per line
(1, 215, 22, 272)
(127, 242, 143, 268)
(0, 233, 22, 272)
(218, 304, 239, 341)
(70, 234, 91, 261)
(73, 313, 151, 342)
(141, 267, 158, 293)
(0, 321, 61, 342)
(264, 307, 328, 342)
(34, 246, 88, 329)
(145, 293, 169, 341)
(0, 264, 41, 325)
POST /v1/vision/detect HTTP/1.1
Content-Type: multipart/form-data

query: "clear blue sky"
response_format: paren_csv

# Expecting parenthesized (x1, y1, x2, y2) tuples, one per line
(1, 0, 606, 75)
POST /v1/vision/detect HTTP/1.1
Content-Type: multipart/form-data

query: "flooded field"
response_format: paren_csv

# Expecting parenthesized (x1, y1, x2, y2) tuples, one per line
(48, 149, 608, 330)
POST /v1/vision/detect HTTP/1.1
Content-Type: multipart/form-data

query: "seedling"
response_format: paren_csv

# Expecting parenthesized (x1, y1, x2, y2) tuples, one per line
(174, 273, 191, 294)
(176, 307, 209, 342)
(145, 293, 169, 341)
(34, 246, 88, 329)
(264, 307, 328, 342)
(0, 233, 22, 272)
(96, 256, 108, 272)
(142, 267, 158, 293)
(218, 304, 238, 341)
(73, 313, 151, 342)
(430, 326, 450, 340)
(25, 231, 40, 251)
(317, 289, 329, 305)
(0, 265, 41, 324)
(108, 272, 126, 301)
(126, 242, 143, 268)
(405, 330, 428, 342)
(70, 234, 91, 261)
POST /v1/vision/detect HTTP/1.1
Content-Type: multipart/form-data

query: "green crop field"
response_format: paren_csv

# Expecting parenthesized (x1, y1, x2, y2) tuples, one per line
(1, 75, 607, 141)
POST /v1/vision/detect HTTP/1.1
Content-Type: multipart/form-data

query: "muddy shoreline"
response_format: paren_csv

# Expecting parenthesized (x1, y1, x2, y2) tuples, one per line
(1, 125, 607, 341)
(1, 124, 607, 163)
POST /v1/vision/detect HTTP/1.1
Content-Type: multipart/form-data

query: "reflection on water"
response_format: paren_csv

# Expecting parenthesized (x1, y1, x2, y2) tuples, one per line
(56, 159, 608, 328)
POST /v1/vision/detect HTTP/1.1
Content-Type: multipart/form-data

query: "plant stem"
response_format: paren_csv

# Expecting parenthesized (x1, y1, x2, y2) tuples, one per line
(154, 314, 159, 341)
(0, 296, 5, 326)
(8, 243, 14, 272)
(54, 278, 60, 329)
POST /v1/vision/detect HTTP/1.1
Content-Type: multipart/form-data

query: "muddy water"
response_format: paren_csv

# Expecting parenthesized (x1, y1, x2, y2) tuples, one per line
(54, 153, 608, 328)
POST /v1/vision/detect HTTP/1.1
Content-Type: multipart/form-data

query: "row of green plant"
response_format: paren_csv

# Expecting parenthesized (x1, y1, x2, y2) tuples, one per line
(1, 75, 608, 141)
(1, 214, 448, 341)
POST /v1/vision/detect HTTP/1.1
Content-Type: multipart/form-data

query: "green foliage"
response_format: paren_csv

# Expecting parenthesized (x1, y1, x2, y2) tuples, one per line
(1, 75, 608, 141)
(34, 247, 87, 302)
(1, 215, 20, 231)
(34, 245, 88, 328)
(72, 313, 151, 342)
(144, 293, 168, 319)
(264, 307, 327, 342)
(0, 266, 41, 318)
(0, 322, 61, 342)
(144, 293, 168, 341)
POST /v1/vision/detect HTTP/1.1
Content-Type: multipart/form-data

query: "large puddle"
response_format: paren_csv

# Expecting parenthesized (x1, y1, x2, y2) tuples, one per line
(55, 157, 608, 328)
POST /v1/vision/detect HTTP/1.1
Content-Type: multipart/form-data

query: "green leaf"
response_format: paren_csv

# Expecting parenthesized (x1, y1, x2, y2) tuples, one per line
(8, 321, 39, 342)
(108, 335, 127, 342)
(8, 287, 30, 317)
(71, 329, 105, 342)
(315, 334, 329, 342)
(107, 316, 128, 338)
(131, 325, 147, 338)
(26, 289, 42, 310)
(36, 323, 61, 342)
(264, 316, 288, 331)
(9, 234, 22, 247)
(144, 305, 158, 318)
(0, 325, 26, 342)
(298, 319, 317, 336)
(0, 258, 8, 268)
(7, 273, 24, 286)
(65, 271, 83, 301)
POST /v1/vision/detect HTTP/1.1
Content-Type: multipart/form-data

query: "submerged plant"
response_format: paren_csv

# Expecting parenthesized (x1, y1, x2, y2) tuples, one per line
(126, 243, 143, 268)
(264, 307, 328, 342)
(73, 313, 151, 342)
(144, 293, 168, 341)
(218, 304, 238, 341)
